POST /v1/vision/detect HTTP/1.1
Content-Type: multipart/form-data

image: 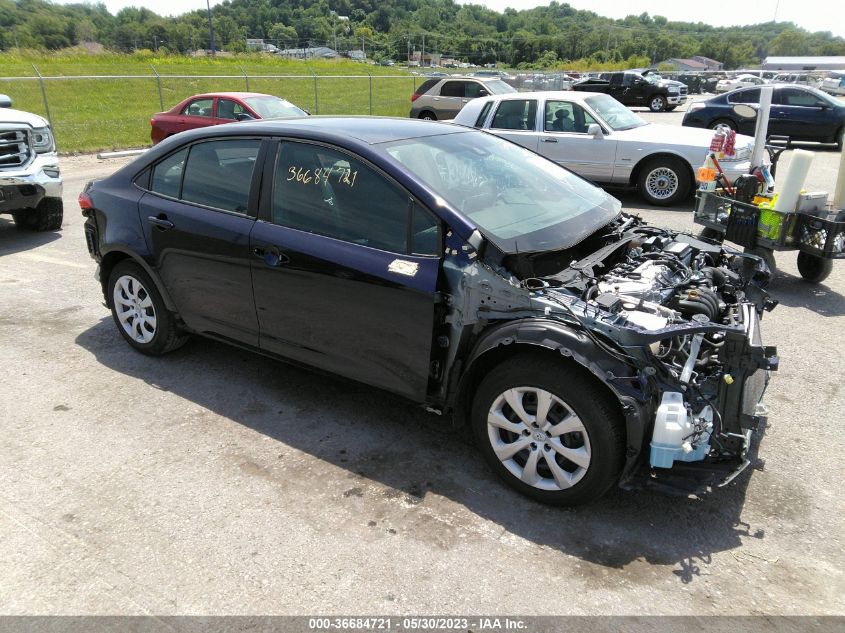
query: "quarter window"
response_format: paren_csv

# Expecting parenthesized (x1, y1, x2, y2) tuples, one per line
(491, 99, 537, 131)
(474, 101, 493, 128)
(180, 139, 261, 213)
(271, 142, 414, 254)
(150, 147, 188, 198)
(183, 98, 213, 117)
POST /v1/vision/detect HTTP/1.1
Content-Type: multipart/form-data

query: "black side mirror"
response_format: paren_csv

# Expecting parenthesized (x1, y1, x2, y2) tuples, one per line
(478, 89, 489, 97)
(236, 113, 255, 121)
(0, 94, 12, 108)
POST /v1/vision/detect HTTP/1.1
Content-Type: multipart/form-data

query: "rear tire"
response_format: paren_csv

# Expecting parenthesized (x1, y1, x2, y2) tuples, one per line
(836, 127, 844, 151)
(470, 354, 625, 506)
(12, 198, 63, 231)
(709, 118, 736, 131)
(637, 156, 692, 206)
(418, 111, 437, 121)
(107, 261, 188, 355)
(797, 252, 833, 283)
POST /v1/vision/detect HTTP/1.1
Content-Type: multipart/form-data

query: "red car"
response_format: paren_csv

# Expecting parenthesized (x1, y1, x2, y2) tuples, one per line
(150, 92, 307, 144)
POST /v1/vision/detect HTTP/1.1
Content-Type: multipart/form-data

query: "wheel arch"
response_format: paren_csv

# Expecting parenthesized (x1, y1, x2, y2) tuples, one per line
(450, 319, 651, 487)
(629, 151, 695, 189)
(99, 248, 177, 312)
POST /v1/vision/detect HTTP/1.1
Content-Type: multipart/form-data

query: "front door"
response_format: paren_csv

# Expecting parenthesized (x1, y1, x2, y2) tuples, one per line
(536, 99, 617, 183)
(139, 137, 264, 345)
(250, 140, 441, 401)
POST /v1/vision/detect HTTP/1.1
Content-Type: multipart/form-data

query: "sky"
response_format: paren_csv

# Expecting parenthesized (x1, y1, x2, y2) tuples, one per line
(58, 0, 845, 39)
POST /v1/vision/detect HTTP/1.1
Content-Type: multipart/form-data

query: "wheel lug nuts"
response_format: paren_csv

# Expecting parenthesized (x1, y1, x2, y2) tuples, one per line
(522, 430, 530, 436)
(544, 444, 551, 451)
(530, 442, 537, 450)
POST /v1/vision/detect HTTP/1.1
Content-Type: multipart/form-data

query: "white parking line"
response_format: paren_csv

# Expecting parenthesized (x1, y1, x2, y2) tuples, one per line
(12, 252, 89, 269)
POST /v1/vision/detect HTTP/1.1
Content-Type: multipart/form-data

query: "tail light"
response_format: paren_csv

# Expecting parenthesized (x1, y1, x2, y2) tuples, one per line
(411, 93, 420, 102)
(78, 191, 94, 217)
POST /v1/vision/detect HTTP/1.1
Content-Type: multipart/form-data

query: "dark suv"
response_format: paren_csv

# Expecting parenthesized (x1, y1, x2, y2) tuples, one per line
(410, 76, 516, 120)
(81, 117, 777, 506)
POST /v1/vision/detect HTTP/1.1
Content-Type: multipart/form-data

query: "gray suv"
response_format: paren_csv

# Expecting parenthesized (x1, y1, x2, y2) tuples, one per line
(410, 76, 516, 120)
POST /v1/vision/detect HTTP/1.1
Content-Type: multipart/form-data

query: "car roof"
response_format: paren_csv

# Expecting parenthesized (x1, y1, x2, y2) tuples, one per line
(185, 92, 276, 100)
(185, 116, 469, 145)
(463, 90, 605, 102)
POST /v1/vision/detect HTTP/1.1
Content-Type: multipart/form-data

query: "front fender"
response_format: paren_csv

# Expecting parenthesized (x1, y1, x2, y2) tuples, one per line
(457, 318, 653, 486)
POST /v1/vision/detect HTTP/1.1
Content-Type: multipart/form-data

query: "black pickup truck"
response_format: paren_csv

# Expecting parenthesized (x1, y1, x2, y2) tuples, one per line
(572, 71, 687, 112)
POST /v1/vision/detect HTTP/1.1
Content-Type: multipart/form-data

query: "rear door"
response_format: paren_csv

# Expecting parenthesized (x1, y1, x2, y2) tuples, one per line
(536, 98, 616, 183)
(138, 137, 264, 345)
(176, 97, 215, 133)
(487, 98, 539, 151)
(249, 140, 441, 401)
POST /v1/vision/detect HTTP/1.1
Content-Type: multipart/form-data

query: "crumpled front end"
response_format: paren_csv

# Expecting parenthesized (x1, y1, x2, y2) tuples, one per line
(525, 218, 778, 494)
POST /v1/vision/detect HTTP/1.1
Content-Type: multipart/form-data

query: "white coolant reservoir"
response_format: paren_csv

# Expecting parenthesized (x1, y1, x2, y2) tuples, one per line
(650, 392, 713, 468)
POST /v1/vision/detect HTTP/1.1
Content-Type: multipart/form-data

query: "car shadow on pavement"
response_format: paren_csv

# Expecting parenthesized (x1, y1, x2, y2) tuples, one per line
(0, 217, 61, 255)
(76, 317, 763, 579)
(766, 270, 845, 317)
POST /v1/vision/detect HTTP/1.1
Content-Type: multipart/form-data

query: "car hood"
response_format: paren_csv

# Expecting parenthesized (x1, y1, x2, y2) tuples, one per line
(615, 123, 755, 151)
(0, 107, 48, 128)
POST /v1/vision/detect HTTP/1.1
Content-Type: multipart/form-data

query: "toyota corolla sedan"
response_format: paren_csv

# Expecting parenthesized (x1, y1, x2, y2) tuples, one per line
(150, 92, 307, 144)
(454, 91, 756, 206)
(80, 117, 777, 505)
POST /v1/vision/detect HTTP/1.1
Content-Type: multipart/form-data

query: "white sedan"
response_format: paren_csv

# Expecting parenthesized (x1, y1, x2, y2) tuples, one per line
(715, 74, 767, 93)
(452, 91, 756, 206)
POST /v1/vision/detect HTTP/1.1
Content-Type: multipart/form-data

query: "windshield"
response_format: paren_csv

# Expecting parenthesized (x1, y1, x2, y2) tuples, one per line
(584, 94, 647, 131)
(644, 74, 663, 84)
(242, 96, 307, 119)
(381, 131, 620, 253)
(484, 79, 517, 94)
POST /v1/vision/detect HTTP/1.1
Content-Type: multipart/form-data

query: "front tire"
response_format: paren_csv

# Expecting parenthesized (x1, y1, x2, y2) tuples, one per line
(107, 261, 188, 355)
(12, 198, 63, 231)
(471, 354, 624, 506)
(649, 95, 667, 112)
(637, 157, 692, 206)
(797, 252, 833, 283)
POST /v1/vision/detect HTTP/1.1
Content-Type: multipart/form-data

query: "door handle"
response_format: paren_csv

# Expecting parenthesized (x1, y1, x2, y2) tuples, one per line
(252, 246, 290, 267)
(541, 138, 558, 143)
(148, 215, 174, 230)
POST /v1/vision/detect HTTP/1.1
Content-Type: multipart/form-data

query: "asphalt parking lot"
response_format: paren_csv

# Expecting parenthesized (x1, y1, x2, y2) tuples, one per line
(1, 109, 843, 615)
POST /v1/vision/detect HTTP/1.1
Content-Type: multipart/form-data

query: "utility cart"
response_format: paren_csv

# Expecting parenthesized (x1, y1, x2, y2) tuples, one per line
(694, 189, 845, 283)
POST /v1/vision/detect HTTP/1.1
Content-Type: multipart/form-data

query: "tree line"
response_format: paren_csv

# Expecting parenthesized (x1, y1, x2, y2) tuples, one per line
(1, 0, 844, 68)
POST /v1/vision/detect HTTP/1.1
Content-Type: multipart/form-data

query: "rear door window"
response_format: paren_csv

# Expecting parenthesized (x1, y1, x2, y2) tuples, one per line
(491, 99, 537, 130)
(728, 88, 761, 104)
(180, 139, 262, 213)
(440, 81, 469, 97)
(474, 101, 493, 128)
(182, 98, 213, 118)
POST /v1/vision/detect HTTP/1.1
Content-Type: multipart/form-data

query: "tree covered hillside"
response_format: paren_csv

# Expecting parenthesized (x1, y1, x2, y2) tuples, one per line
(1, 0, 844, 68)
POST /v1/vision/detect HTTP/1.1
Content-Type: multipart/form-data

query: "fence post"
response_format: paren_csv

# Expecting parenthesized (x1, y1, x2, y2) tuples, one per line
(240, 66, 250, 91)
(31, 64, 52, 129)
(310, 69, 319, 114)
(150, 64, 164, 111)
(367, 68, 373, 115)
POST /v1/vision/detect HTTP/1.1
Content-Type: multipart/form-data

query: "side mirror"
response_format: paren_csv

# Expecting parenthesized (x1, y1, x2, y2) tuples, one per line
(0, 94, 12, 108)
(235, 113, 255, 121)
(478, 89, 489, 97)
(587, 123, 604, 139)
(732, 104, 757, 119)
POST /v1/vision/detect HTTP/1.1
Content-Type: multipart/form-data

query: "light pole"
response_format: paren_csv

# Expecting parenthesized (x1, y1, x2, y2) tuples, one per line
(206, 0, 216, 56)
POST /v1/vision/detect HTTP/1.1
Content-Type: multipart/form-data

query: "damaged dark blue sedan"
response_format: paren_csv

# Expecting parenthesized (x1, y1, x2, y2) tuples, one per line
(81, 117, 778, 505)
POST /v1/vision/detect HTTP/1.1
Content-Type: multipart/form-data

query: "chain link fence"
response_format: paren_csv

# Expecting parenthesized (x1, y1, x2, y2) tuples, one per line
(0, 65, 422, 152)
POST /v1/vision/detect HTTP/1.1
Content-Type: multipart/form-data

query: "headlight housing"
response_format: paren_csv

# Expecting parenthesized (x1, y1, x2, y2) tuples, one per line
(31, 126, 55, 154)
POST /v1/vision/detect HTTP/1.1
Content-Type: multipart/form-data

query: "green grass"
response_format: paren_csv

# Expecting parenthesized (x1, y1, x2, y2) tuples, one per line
(0, 52, 422, 153)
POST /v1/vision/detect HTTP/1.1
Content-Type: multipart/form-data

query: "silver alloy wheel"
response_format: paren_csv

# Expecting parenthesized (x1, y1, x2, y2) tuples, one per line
(113, 274, 157, 344)
(644, 166, 679, 200)
(486, 386, 591, 491)
(650, 96, 665, 111)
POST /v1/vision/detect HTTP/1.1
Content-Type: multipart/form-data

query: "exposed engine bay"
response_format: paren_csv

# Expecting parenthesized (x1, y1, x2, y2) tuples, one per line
(441, 213, 779, 494)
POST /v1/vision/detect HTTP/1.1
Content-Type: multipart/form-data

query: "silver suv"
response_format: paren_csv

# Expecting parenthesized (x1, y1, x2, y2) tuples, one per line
(0, 94, 63, 231)
(410, 76, 516, 121)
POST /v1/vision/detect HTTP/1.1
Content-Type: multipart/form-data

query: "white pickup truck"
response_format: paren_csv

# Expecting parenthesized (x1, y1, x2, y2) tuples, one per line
(0, 94, 63, 231)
